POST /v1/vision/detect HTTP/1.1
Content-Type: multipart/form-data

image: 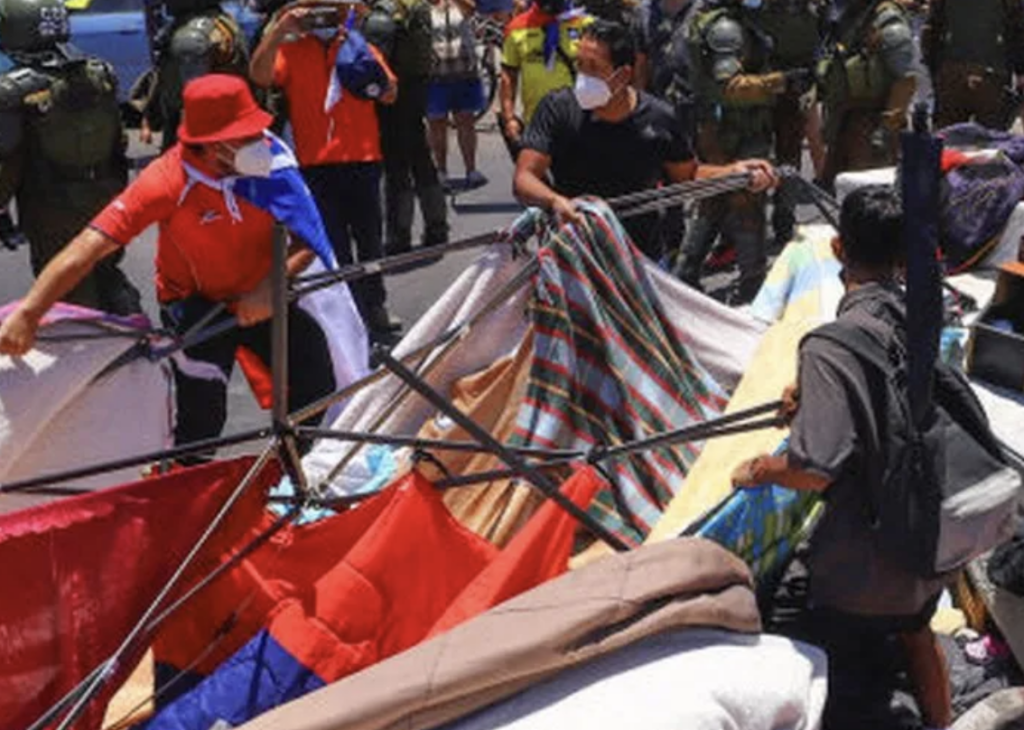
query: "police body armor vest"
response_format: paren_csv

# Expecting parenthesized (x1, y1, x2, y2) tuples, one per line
(0, 57, 125, 188)
(689, 6, 774, 156)
(940, 0, 1007, 70)
(646, 1, 696, 104)
(154, 9, 248, 144)
(820, 0, 909, 108)
(758, 0, 822, 69)
(0, 56, 126, 239)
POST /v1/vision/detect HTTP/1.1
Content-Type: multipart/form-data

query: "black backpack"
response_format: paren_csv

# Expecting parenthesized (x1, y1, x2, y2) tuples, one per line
(806, 319, 1022, 579)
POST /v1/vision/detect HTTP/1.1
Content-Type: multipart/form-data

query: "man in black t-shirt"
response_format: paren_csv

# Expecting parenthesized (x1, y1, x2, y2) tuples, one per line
(513, 19, 776, 262)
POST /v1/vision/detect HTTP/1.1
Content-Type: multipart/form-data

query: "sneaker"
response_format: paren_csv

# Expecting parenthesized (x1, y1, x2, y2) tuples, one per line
(465, 170, 489, 189)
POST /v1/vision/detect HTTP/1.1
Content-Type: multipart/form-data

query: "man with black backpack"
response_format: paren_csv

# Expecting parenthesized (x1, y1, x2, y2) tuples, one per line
(731, 186, 953, 730)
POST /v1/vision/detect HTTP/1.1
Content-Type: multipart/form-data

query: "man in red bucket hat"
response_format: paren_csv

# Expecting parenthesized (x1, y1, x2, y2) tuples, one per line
(0, 74, 337, 460)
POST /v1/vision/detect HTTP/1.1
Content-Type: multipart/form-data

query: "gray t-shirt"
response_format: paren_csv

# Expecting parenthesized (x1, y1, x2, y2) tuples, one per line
(789, 283, 944, 618)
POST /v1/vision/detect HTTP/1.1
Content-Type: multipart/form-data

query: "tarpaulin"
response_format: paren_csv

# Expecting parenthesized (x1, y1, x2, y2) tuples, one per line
(0, 456, 279, 730)
(419, 330, 543, 546)
(0, 302, 172, 515)
(144, 467, 602, 730)
(510, 200, 728, 545)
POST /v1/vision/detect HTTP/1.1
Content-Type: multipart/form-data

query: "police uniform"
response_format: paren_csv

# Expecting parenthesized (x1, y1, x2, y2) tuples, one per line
(921, 0, 1024, 130)
(818, 0, 916, 186)
(146, 0, 249, 151)
(677, 1, 789, 302)
(634, 0, 698, 265)
(759, 0, 825, 247)
(0, 0, 140, 314)
(363, 0, 450, 253)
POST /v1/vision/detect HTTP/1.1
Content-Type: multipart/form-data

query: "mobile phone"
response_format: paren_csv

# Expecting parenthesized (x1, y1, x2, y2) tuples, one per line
(299, 6, 342, 30)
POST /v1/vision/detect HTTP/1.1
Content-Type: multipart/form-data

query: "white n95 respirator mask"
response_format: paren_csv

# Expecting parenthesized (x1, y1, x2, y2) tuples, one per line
(573, 73, 613, 110)
(233, 139, 274, 178)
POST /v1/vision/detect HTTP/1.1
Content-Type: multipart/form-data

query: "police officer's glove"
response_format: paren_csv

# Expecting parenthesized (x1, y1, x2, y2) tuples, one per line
(783, 68, 815, 96)
(0, 213, 27, 251)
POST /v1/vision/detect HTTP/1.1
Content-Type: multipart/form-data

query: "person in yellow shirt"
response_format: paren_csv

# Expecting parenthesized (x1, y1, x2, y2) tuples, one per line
(498, 0, 592, 157)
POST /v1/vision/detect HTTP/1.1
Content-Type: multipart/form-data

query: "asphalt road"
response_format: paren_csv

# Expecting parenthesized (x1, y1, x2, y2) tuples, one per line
(0, 124, 524, 444)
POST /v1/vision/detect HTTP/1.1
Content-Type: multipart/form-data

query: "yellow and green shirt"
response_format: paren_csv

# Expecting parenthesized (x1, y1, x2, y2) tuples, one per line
(501, 6, 593, 123)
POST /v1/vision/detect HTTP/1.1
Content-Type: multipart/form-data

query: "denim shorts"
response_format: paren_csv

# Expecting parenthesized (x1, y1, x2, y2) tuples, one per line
(427, 77, 486, 118)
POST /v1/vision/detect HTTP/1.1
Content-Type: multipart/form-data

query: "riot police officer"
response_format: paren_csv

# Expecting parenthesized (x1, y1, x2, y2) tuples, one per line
(818, 0, 916, 186)
(0, 0, 141, 315)
(142, 0, 250, 151)
(758, 0, 826, 249)
(634, 0, 698, 265)
(676, 0, 809, 302)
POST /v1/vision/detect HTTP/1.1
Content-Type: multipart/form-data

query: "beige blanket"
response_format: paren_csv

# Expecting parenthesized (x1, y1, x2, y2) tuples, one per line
(238, 538, 760, 730)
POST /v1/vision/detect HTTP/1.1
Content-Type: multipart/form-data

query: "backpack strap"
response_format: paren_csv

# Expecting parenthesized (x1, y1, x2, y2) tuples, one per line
(802, 319, 893, 376)
(801, 318, 907, 528)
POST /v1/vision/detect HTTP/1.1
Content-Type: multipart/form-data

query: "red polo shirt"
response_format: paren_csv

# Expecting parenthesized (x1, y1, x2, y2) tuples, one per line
(273, 35, 394, 167)
(90, 145, 275, 304)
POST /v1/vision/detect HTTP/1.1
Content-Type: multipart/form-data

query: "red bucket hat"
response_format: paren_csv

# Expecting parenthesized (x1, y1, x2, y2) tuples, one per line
(177, 74, 273, 145)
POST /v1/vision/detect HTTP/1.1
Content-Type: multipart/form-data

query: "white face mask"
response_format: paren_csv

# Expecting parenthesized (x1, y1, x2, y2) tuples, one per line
(573, 73, 613, 111)
(232, 139, 274, 178)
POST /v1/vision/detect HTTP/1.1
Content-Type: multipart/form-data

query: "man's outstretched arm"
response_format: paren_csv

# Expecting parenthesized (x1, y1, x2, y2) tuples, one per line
(0, 228, 120, 355)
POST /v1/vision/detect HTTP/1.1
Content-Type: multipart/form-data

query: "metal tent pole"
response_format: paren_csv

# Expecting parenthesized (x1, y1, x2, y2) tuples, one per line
(47, 443, 279, 730)
(376, 348, 629, 552)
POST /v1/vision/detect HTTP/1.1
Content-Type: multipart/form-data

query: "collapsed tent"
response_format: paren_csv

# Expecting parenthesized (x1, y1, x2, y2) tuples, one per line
(142, 468, 602, 730)
(304, 202, 765, 547)
(0, 303, 171, 515)
(0, 202, 821, 730)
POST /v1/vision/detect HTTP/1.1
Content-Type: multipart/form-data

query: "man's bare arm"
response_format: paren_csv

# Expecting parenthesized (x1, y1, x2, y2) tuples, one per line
(732, 452, 832, 492)
(0, 228, 121, 355)
(499, 66, 523, 138)
(251, 7, 308, 87)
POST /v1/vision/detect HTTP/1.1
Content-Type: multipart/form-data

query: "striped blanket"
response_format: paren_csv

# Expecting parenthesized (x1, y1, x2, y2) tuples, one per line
(509, 200, 727, 545)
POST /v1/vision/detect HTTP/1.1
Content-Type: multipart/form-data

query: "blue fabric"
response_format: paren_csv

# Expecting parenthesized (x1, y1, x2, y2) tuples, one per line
(233, 133, 337, 271)
(336, 28, 390, 100)
(697, 484, 822, 580)
(695, 441, 824, 580)
(268, 445, 399, 524)
(142, 630, 326, 730)
(427, 78, 487, 118)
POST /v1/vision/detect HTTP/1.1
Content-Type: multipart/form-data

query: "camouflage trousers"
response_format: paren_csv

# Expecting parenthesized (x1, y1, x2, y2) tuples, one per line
(822, 108, 898, 188)
(771, 92, 810, 249)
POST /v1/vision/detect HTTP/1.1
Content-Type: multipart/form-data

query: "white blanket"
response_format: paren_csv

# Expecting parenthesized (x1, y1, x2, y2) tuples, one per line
(442, 629, 828, 730)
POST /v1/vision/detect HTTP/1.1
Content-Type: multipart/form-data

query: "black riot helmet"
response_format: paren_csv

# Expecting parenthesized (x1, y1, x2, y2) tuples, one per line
(0, 0, 70, 54)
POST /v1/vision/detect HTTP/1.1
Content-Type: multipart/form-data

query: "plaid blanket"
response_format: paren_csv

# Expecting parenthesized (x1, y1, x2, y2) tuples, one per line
(509, 200, 727, 545)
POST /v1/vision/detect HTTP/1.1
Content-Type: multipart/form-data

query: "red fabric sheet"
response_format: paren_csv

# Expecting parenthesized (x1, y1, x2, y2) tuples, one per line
(154, 466, 605, 688)
(0, 456, 281, 730)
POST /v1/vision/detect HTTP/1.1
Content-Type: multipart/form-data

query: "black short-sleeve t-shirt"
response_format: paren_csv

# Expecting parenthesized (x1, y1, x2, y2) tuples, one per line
(522, 88, 694, 258)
